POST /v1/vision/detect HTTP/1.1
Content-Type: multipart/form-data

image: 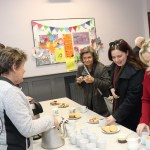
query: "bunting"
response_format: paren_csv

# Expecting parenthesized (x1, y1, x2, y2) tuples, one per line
(31, 19, 93, 33)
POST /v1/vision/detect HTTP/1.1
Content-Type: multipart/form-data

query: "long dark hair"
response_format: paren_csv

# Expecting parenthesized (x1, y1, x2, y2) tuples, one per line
(108, 39, 146, 69)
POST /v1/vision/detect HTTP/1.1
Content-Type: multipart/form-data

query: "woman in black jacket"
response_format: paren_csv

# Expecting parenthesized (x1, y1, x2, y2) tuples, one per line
(76, 46, 111, 117)
(106, 39, 146, 131)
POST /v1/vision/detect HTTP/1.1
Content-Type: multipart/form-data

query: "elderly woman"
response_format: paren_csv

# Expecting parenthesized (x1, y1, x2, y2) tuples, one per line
(0, 47, 58, 149)
(106, 39, 146, 131)
(76, 46, 111, 117)
(136, 39, 150, 136)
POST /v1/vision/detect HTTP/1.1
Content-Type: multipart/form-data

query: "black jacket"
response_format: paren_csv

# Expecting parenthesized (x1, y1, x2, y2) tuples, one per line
(110, 62, 145, 131)
(76, 62, 111, 117)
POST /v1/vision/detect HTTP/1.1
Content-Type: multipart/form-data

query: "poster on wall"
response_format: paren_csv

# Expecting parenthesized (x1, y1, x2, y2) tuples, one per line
(31, 18, 97, 71)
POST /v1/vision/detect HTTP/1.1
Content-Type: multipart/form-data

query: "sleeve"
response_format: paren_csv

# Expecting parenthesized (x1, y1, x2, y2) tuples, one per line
(113, 70, 144, 122)
(93, 65, 111, 96)
(139, 72, 150, 124)
(3, 87, 54, 137)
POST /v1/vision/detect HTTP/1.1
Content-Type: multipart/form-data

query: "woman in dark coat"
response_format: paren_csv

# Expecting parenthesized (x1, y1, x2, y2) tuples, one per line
(106, 39, 146, 131)
(76, 46, 111, 117)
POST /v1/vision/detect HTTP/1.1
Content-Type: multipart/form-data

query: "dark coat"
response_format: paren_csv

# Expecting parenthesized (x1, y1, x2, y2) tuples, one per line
(76, 62, 111, 117)
(110, 63, 145, 131)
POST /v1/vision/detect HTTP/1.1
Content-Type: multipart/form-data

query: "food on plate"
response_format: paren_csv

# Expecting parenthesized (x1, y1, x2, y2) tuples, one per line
(50, 100, 60, 105)
(58, 103, 69, 108)
(117, 134, 127, 143)
(89, 117, 99, 123)
(101, 125, 118, 133)
(69, 113, 81, 119)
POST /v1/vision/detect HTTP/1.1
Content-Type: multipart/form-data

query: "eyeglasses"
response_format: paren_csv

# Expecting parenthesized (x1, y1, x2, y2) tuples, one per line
(109, 40, 122, 47)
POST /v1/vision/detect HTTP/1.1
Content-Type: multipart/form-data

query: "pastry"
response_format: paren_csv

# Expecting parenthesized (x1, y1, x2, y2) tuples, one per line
(109, 125, 118, 132)
(89, 117, 99, 123)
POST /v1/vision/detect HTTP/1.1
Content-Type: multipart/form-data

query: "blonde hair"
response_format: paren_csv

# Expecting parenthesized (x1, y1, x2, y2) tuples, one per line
(139, 39, 150, 64)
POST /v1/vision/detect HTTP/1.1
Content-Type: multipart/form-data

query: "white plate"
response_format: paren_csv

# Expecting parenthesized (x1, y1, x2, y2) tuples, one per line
(68, 116, 81, 120)
(101, 126, 120, 134)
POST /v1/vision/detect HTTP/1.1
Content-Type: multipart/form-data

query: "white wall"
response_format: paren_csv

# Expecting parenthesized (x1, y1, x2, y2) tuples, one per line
(0, 0, 148, 77)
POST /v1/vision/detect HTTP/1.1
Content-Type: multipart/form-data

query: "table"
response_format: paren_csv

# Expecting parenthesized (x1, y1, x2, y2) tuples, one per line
(33, 97, 146, 150)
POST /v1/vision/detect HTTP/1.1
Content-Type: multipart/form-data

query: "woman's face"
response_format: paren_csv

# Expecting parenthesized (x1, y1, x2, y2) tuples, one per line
(111, 49, 128, 67)
(13, 61, 25, 84)
(82, 52, 94, 67)
(142, 52, 150, 67)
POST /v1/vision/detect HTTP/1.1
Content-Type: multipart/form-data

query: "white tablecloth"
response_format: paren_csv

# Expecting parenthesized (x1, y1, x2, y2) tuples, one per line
(33, 97, 146, 150)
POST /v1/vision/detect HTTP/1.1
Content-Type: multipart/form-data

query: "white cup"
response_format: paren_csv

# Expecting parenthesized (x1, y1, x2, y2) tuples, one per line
(99, 118, 106, 127)
(97, 138, 107, 150)
(52, 108, 59, 116)
(69, 107, 76, 113)
(76, 134, 84, 147)
(141, 131, 149, 145)
(86, 143, 96, 150)
(127, 137, 141, 150)
(70, 133, 76, 145)
(145, 136, 150, 150)
(80, 138, 89, 150)
(80, 105, 88, 113)
(68, 120, 76, 128)
(89, 135, 97, 143)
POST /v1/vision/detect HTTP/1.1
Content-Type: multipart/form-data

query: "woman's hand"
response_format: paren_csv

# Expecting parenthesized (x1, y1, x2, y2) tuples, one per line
(76, 76, 84, 84)
(136, 123, 150, 136)
(110, 88, 119, 99)
(83, 75, 94, 83)
(105, 115, 116, 125)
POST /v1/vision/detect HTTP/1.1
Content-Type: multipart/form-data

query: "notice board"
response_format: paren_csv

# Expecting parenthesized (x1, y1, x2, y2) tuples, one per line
(31, 18, 96, 66)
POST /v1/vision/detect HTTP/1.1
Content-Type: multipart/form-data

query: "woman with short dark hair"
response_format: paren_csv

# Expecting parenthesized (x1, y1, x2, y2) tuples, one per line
(76, 46, 111, 117)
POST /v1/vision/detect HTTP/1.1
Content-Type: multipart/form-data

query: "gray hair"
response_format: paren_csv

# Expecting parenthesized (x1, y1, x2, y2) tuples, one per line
(0, 47, 27, 74)
(135, 36, 145, 48)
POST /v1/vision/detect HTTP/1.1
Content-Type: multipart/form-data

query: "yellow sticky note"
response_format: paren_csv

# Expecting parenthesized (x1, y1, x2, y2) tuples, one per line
(66, 57, 76, 72)
(55, 48, 65, 63)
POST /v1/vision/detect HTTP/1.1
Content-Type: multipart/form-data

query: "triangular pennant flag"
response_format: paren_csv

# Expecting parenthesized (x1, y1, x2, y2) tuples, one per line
(73, 26, 77, 31)
(60, 27, 64, 32)
(69, 27, 72, 32)
(77, 25, 81, 30)
(81, 23, 85, 28)
(86, 20, 90, 26)
(90, 19, 93, 24)
(55, 28, 59, 32)
(50, 27, 55, 32)
(64, 27, 68, 32)
(44, 25, 48, 30)
(37, 23, 43, 28)
(31, 21, 37, 26)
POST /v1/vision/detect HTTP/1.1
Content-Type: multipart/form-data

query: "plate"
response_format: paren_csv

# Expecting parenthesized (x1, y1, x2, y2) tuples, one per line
(88, 117, 99, 124)
(50, 101, 60, 105)
(68, 113, 81, 120)
(101, 125, 120, 134)
(58, 103, 69, 108)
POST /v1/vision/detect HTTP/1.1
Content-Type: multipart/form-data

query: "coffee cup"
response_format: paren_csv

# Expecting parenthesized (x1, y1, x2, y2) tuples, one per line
(80, 105, 88, 113)
(99, 118, 106, 127)
(127, 137, 141, 150)
(80, 138, 89, 150)
(86, 143, 96, 150)
(52, 108, 59, 116)
(117, 134, 127, 143)
(69, 107, 76, 113)
(141, 131, 149, 145)
(97, 138, 107, 150)
(145, 136, 150, 150)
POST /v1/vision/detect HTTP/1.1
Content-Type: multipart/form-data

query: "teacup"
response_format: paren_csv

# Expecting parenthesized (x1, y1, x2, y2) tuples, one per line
(141, 131, 149, 145)
(69, 107, 76, 113)
(52, 108, 59, 116)
(145, 136, 150, 150)
(117, 134, 127, 143)
(99, 118, 106, 127)
(127, 137, 141, 150)
(97, 138, 107, 150)
(80, 105, 88, 113)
